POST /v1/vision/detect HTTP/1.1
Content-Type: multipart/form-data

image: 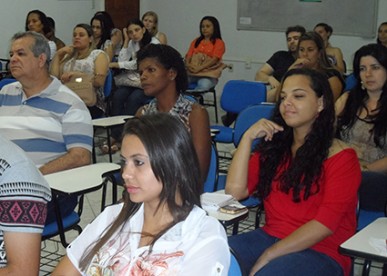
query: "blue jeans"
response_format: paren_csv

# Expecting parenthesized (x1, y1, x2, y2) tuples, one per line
(359, 171, 387, 212)
(111, 86, 152, 140)
(188, 76, 217, 91)
(228, 228, 343, 276)
(111, 86, 151, 116)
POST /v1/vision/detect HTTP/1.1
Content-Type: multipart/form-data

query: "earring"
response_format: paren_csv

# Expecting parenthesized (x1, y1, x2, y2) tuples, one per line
(361, 81, 365, 90)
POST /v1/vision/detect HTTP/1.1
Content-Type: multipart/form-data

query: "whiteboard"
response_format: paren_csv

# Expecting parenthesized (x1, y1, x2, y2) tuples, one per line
(237, 0, 378, 38)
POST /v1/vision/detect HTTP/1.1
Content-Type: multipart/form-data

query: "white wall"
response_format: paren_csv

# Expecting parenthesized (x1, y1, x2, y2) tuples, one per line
(0, 0, 104, 57)
(140, 0, 387, 93)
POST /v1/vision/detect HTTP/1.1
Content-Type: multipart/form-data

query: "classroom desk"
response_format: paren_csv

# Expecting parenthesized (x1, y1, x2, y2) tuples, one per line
(339, 217, 387, 276)
(203, 190, 249, 235)
(44, 162, 120, 246)
(45, 162, 120, 195)
(92, 115, 133, 163)
(206, 207, 249, 235)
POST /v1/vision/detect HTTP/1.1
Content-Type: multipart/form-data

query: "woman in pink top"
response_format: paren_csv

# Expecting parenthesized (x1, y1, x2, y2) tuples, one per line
(185, 16, 225, 91)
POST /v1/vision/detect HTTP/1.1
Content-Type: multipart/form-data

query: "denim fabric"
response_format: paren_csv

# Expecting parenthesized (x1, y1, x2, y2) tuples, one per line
(110, 86, 152, 140)
(228, 228, 343, 276)
(188, 76, 217, 91)
(45, 194, 78, 225)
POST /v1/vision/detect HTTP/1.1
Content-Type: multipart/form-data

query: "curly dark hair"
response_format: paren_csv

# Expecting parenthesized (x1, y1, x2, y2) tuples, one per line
(337, 44, 387, 148)
(194, 16, 222, 48)
(377, 22, 387, 44)
(255, 68, 335, 202)
(137, 44, 188, 93)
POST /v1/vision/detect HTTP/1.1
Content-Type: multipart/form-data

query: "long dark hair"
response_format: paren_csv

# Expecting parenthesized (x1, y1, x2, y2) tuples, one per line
(377, 22, 387, 44)
(79, 113, 201, 270)
(256, 68, 335, 202)
(25, 10, 51, 35)
(137, 44, 188, 93)
(314, 22, 333, 38)
(337, 44, 387, 148)
(90, 13, 114, 49)
(127, 18, 152, 49)
(194, 16, 222, 48)
(297, 31, 333, 71)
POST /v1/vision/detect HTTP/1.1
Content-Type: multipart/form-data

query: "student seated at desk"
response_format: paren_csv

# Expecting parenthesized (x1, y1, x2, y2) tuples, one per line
(53, 113, 229, 276)
(226, 68, 361, 276)
(136, 44, 211, 184)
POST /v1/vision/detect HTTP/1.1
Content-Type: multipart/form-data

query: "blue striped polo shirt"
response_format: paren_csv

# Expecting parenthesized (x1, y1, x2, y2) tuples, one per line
(0, 77, 93, 167)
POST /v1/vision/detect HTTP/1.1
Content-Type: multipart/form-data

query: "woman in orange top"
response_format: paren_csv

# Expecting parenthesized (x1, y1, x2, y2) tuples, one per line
(185, 16, 225, 91)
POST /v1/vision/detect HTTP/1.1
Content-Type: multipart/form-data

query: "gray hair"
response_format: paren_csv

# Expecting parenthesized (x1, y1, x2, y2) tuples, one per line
(11, 31, 51, 67)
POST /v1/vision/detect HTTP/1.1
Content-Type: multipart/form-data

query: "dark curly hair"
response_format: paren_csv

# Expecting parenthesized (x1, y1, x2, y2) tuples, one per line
(194, 16, 222, 48)
(137, 44, 188, 93)
(255, 68, 335, 202)
(337, 44, 387, 148)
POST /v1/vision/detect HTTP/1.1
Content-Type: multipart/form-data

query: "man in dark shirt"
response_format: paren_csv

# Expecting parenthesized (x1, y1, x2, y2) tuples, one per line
(255, 25, 306, 102)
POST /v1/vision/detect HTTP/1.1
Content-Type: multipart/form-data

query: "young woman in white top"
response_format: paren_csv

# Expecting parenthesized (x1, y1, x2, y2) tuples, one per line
(52, 113, 230, 276)
(105, 19, 160, 153)
(25, 10, 57, 60)
(90, 13, 122, 62)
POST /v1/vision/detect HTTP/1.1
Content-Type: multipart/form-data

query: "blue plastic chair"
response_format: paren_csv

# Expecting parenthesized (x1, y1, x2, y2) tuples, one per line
(42, 195, 84, 247)
(353, 198, 387, 275)
(186, 83, 218, 122)
(104, 69, 113, 98)
(344, 73, 357, 92)
(229, 248, 244, 276)
(203, 143, 219, 193)
(233, 103, 275, 148)
(212, 80, 267, 144)
(103, 69, 113, 116)
(0, 78, 16, 89)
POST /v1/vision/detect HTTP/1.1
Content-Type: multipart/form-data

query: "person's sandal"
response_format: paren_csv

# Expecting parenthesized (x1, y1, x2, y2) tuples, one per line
(99, 141, 110, 155)
(110, 143, 120, 154)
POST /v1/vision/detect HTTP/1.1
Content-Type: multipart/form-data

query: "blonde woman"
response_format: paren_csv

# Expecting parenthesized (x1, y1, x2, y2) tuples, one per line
(142, 11, 168, 44)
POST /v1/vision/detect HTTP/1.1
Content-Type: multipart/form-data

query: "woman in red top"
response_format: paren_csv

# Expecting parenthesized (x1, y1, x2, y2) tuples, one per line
(185, 16, 225, 91)
(226, 68, 361, 276)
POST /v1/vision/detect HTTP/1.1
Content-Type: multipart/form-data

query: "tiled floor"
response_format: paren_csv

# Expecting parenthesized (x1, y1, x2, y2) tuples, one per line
(39, 105, 384, 275)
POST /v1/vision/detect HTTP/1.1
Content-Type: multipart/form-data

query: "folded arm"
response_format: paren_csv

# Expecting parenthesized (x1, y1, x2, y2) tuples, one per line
(225, 119, 284, 200)
(39, 147, 91, 175)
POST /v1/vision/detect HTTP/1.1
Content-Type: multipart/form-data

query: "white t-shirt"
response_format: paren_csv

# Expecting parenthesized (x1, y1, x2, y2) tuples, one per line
(67, 203, 230, 275)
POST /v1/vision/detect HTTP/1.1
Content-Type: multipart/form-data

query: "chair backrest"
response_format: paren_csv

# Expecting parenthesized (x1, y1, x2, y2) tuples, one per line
(220, 80, 267, 114)
(103, 69, 113, 98)
(229, 248, 243, 276)
(203, 143, 219, 193)
(233, 103, 275, 147)
(0, 78, 16, 90)
(344, 73, 357, 92)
